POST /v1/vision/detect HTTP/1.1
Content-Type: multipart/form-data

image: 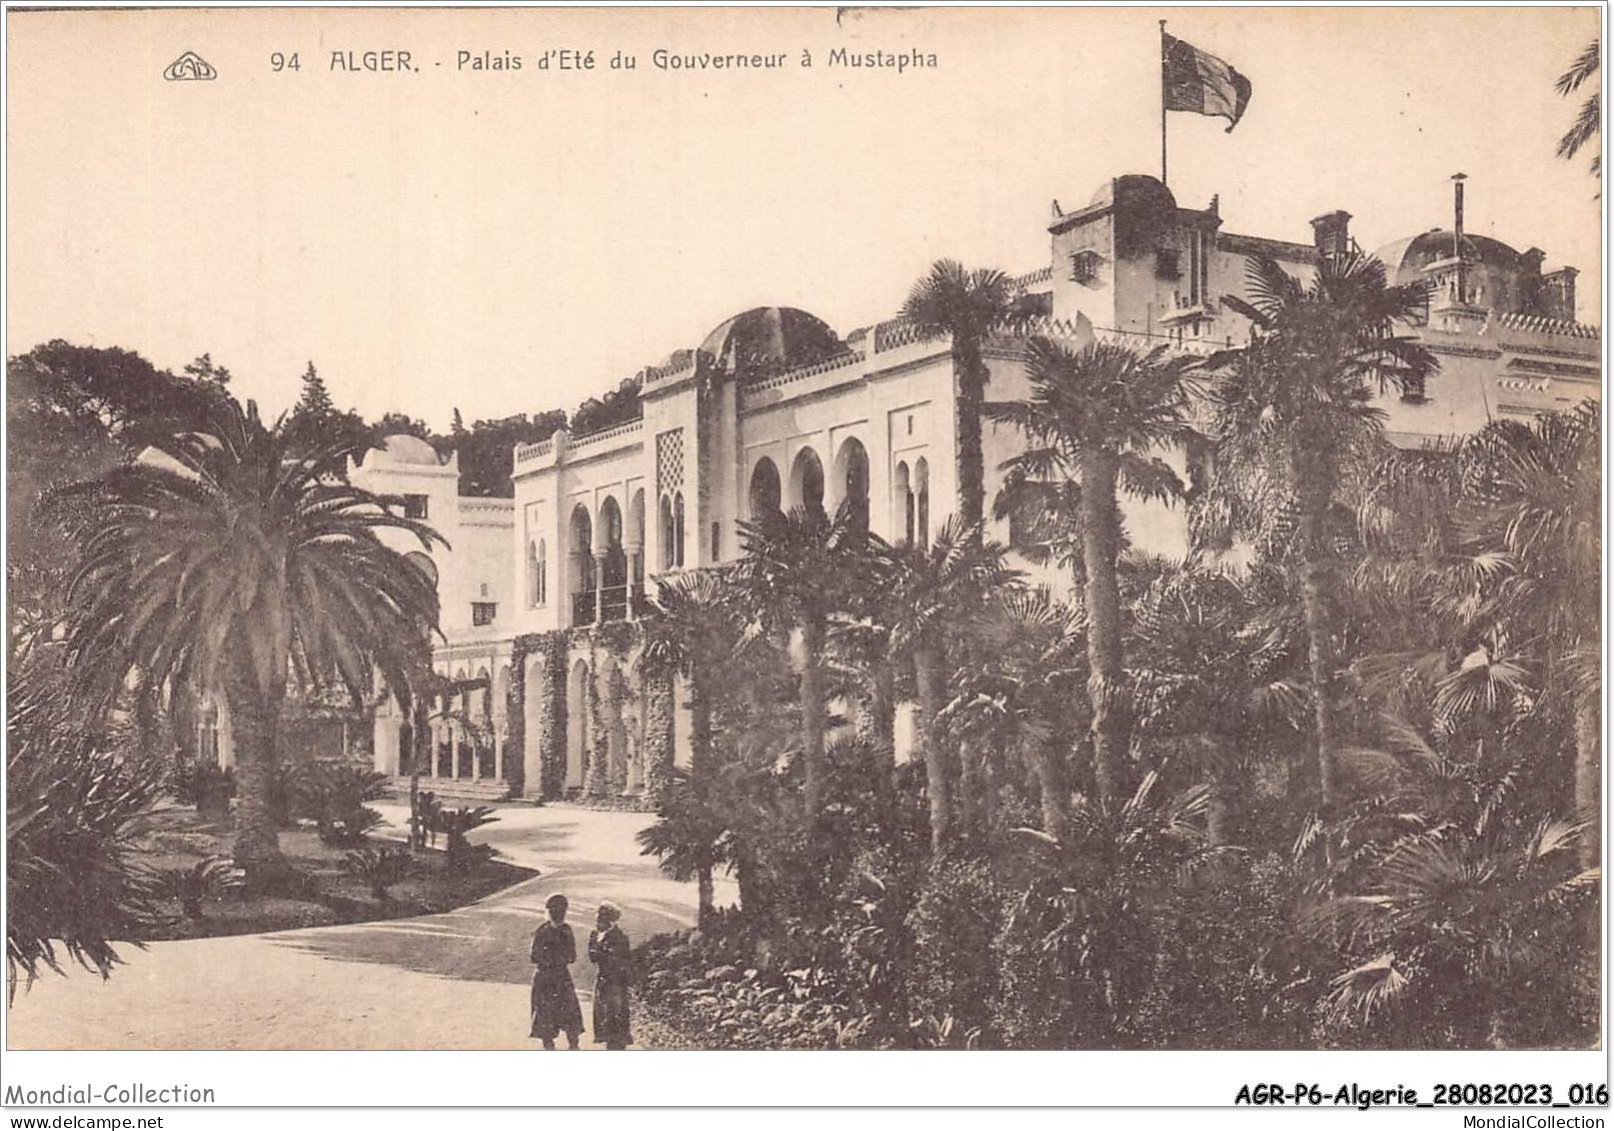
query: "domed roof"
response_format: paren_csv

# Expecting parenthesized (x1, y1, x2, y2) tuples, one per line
(1088, 173, 1178, 213)
(698, 307, 843, 376)
(1374, 229, 1525, 284)
(381, 433, 442, 465)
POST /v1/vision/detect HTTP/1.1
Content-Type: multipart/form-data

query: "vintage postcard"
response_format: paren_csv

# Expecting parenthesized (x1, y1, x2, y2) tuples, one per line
(3, 1, 1605, 1116)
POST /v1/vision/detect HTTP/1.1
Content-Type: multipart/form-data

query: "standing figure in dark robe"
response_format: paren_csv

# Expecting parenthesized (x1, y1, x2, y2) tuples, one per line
(588, 901, 633, 1049)
(530, 893, 583, 1049)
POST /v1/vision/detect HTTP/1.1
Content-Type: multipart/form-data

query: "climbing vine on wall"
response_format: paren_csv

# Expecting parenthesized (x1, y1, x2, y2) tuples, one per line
(507, 630, 569, 800)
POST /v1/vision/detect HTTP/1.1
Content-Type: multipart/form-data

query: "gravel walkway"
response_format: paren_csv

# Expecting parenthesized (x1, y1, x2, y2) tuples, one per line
(6, 803, 731, 1050)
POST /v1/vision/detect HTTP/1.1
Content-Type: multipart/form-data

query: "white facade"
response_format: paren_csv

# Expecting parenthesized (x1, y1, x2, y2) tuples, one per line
(354, 172, 1599, 800)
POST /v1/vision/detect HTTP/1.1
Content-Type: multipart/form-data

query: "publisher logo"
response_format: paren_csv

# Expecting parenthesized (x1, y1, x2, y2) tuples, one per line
(164, 51, 217, 81)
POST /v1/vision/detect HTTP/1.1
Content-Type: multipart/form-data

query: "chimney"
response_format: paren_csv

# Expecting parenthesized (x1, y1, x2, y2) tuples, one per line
(1541, 266, 1579, 322)
(1451, 173, 1467, 303)
(1519, 248, 1545, 314)
(1309, 210, 1352, 260)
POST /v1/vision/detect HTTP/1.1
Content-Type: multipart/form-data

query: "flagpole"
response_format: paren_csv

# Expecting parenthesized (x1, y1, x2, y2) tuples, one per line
(1159, 20, 1168, 186)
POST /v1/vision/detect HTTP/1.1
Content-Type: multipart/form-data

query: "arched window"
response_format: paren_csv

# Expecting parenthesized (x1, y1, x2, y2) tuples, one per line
(659, 495, 675, 570)
(914, 458, 930, 548)
(789, 447, 825, 517)
(833, 438, 869, 534)
(749, 457, 782, 519)
(894, 461, 913, 546)
(673, 492, 686, 568)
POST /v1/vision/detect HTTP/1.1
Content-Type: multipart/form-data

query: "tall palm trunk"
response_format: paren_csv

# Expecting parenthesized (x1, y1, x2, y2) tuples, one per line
(1293, 475, 1339, 809)
(1574, 686, 1600, 870)
(223, 667, 288, 885)
(957, 738, 982, 839)
(1206, 774, 1231, 849)
(798, 618, 827, 822)
(1078, 449, 1130, 806)
(687, 665, 716, 923)
(1031, 742, 1069, 844)
(855, 664, 899, 814)
(953, 339, 987, 533)
(914, 642, 952, 853)
(697, 861, 716, 928)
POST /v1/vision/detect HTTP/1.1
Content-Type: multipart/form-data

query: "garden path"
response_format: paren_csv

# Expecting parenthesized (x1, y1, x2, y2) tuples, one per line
(5, 803, 731, 1050)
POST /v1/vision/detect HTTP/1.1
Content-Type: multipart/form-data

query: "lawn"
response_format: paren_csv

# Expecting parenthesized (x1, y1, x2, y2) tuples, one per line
(127, 805, 536, 940)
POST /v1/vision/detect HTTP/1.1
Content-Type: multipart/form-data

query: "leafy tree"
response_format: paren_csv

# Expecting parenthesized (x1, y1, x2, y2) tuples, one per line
(61, 396, 444, 883)
(1204, 253, 1435, 809)
(8, 343, 232, 647)
(448, 411, 567, 497)
(372, 411, 433, 442)
(183, 353, 232, 388)
(899, 260, 1014, 533)
(569, 376, 642, 437)
(1556, 39, 1600, 178)
(989, 337, 1199, 804)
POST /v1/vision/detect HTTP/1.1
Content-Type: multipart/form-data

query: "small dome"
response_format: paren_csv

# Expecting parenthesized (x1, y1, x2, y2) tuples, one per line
(381, 434, 441, 465)
(1374, 229, 1525, 285)
(1088, 173, 1178, 214)
(698, 307, 843, 377)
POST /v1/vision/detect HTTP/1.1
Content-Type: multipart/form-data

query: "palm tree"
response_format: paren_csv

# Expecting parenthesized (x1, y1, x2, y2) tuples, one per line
(1556, 39, 1600, 178)
(1205, 252, 1435, 809)
(872, 518, 1019, 852)
(1456, 404, 1600, 866)
(638, 568, 747, 921)
(989, 336, 1200, 805)
(998, 771, 1215, 1047)
(942, 586, 1086, 844)
(1306, 720, 1598, 1046)
(1126, 555, 1310, 847)
(734, 504, 871, 824)
(900, 260, 1015, 533)
(63, 397, 443, 882)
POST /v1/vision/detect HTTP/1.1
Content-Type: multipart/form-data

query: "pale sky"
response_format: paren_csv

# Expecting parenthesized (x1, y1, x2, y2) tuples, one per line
(7, 5, 1602, 430)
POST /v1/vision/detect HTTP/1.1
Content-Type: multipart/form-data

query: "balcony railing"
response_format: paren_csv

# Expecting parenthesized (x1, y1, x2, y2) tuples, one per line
(600, 585, 629, 623)
(572, 585, 647, 627)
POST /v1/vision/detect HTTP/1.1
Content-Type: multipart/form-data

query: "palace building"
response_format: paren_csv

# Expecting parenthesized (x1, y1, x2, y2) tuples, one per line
(261, 171, 1597, 804)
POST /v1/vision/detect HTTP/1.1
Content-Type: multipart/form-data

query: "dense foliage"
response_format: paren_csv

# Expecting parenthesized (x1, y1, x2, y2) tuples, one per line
(633, 254, 1600, 1051)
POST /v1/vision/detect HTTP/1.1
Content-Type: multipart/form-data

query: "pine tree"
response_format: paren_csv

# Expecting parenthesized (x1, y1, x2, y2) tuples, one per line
(295, 362, 334, 420)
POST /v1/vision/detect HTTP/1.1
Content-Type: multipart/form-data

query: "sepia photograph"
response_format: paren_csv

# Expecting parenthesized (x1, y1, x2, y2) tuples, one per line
(2, 0, 1606, 1115)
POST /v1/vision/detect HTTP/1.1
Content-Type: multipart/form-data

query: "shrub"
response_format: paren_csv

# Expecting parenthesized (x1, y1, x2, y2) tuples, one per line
(157, 856, 242, 920)
(340, 844, 414, 900)
(905, 857, 1003, 1046)
(7, 663, 162, 998)
(437, 806, 499, 872)
(170, 759, 236, 817)
(297, 764, 391, 846)
(411, 789, 443, 848)
(1123, 853, 1316, 1048)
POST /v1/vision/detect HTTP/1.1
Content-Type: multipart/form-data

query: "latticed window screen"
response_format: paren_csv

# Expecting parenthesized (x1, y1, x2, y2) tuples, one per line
(656, 428, 685, 496)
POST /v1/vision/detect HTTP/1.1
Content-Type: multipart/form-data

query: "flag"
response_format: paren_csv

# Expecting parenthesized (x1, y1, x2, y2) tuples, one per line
(1163, 32, 1252, 132)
